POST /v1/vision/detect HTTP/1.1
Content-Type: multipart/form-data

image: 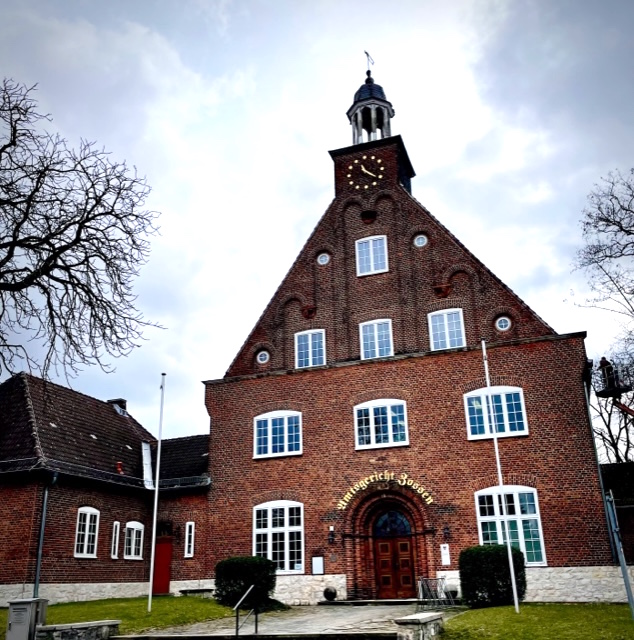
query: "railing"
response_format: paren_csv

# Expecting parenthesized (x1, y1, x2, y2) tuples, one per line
(233, 584, 258, 637)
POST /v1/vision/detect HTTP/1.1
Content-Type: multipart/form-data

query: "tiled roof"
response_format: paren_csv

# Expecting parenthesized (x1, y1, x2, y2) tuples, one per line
(0, 373, 155, 487)
(157, 435, 210, 489)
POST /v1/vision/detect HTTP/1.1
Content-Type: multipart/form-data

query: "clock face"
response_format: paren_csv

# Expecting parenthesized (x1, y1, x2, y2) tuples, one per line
(346, 154, 385, 190)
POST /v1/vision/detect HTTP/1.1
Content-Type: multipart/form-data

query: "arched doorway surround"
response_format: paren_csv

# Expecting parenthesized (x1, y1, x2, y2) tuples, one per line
(341, 485, 432, 600)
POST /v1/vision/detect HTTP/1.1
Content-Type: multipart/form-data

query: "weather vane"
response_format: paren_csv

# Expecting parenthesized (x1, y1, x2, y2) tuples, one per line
(364, 51, 374, 71)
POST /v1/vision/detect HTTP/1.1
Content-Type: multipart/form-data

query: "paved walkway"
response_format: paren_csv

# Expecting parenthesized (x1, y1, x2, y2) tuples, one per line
(154, 604, 420, 636)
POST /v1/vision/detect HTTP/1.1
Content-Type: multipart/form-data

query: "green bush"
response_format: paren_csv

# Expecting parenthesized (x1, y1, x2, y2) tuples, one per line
(214, 556, 276, 609)
(459, 545, 526, 608)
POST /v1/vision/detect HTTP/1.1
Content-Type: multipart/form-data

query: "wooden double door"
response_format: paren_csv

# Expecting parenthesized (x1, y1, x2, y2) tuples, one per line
(373, 510, 416, 599)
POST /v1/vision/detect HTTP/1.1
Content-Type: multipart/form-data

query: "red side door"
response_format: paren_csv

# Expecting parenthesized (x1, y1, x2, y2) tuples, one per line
(152, 536, 173, 595)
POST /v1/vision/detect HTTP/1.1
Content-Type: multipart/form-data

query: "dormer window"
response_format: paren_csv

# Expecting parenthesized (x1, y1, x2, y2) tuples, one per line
(356, 236, 388, 276)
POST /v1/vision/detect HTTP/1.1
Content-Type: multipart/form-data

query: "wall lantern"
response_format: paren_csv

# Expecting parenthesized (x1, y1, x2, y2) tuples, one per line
(443, 525, 451, 541)
(328, 526, 335, 545)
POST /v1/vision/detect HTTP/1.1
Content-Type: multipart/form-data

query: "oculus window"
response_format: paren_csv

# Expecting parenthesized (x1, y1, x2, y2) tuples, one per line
(356, 235, 388, 276)
(254, 411, 302, 458)
(360, 319, 393, 359)
(475, 486, 546, 565)
(464, 386, 528, 440)
(254, 500, 304, 574)
(354, 399, 409, 450)
(428, 308, 465, 350)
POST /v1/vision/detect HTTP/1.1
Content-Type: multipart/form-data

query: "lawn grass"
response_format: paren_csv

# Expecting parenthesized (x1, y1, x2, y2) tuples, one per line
(444, 603, 634, 639)
(0, 596, 233, 640)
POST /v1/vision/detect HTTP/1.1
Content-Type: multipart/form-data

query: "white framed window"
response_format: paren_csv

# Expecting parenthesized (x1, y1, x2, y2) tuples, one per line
(428, 308, 465, 350)
(184, 521, 195, 558)
(475, 486, 546, 566)
(295, 330, 325, 368)
(464, 386, 528, 440)
(354, 399, 409, 450)
(253, 500, 304, 574)
(74, 507, 99, 558)
(254, 411, 302, 459)
(111, 521, 120, 559)
(124, 521, 144, 560)
(360, 319, 393, 359)
(356, 235, 388, 276)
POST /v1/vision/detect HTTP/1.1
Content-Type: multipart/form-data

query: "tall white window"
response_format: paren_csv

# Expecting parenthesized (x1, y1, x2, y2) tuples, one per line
(464, 386, 528, 440)
(475, 486, 546, 565)
(360, 319, 393, 359)
(184, 521, 195, 558)
(356, 235, 388, 276)
(354, 399, 409, 450)
(295, 330, 325, 368)
(111, 521, 120, 559)
(253, 501, 304, 573)
(124, 521, 144, 560)
(74, 507, 99, 558)
(428, 308, 465, 350)
(254, 411, 302, 458)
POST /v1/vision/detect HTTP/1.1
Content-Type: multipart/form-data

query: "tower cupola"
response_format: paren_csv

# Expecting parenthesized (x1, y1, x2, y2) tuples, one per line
(346, 71, 395, 145)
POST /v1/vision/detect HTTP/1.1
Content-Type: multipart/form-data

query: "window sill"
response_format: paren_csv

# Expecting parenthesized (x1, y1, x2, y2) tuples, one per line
(254, 451, 303, 460)
(276, 569, 305, 576)
(356, 441, 409, 451)
(357, 268, 389, 277)
(74, 554, 97, 559)
(123, 556, 144, 561)
(467, 432, 529, 441)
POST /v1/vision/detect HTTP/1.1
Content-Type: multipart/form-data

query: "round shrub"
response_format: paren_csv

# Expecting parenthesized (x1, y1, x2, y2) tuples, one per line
(214, 556, 277, 609)
(459, 545, 526, 608)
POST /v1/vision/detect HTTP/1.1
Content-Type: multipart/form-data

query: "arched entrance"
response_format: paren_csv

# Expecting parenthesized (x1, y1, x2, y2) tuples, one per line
(373, 509, 415, 598)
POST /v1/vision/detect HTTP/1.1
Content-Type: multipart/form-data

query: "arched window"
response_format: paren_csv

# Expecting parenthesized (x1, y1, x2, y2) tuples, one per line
(74, 507, 99, 558)
(253, 501, 304, 574)
(374, 511, 412, 538)
(354, 399, 409, 450)
(475, 486, 546, 565)
(464, 386, 528, 440)
(124, 521, 144, 560)
(254, 411, 302, 458)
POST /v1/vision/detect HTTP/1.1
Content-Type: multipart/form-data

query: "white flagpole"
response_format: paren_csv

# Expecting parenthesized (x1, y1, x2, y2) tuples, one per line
(481, 340, 520, 613)
(148, 373, 166, 613)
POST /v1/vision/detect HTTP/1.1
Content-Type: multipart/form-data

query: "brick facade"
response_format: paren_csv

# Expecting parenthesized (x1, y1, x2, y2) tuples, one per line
(203, 131, 613, 600)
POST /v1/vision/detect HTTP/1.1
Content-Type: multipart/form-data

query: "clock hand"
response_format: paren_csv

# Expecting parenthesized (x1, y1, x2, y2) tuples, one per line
(360, 164, 377, 178)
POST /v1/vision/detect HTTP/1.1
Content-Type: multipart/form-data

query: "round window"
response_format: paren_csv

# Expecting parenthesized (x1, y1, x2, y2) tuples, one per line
(317, 253, 330, 266)
(413, 234, 428, 248)
(256, 350, 270, 364)
(495, 316, 512, 332)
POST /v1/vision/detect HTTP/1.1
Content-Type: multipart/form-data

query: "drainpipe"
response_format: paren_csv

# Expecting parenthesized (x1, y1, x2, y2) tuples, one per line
(34, 472, 58, 597)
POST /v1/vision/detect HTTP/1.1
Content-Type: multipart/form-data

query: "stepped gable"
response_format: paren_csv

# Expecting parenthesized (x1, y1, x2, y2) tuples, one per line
(225, 134, 555, 379)
(0, 372, 155, 486)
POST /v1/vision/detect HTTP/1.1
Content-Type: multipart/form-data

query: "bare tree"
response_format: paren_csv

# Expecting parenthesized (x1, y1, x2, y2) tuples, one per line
(576, 169, 634, 353)
(0, 78, 159, 377)
(590, 362, 634, 463)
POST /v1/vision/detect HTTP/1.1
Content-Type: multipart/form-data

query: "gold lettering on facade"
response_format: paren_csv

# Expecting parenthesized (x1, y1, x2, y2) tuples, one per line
(336, 470, 434, 510)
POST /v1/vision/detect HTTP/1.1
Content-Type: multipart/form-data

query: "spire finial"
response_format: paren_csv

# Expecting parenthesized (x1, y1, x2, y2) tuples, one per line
(364, 50, 374, 72)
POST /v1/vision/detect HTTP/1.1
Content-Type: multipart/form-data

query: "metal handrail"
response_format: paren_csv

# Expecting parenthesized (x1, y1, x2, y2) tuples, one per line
(233, 585, 258, 636)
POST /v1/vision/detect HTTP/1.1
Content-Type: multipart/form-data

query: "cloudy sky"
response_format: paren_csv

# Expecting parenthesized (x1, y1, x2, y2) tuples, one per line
(1, 0, 633, 438)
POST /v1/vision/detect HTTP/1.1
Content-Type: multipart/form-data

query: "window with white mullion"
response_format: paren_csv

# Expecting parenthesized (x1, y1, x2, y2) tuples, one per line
(354, 399, 409, 450)
(464, 386, 528, 440)
(475, 486, 546, 566)
(253, 501, 304, 574)
(428, 308, 465, 350)
(295, 330, 325, 368)
(111, 521, 120, 559)
(124, 521, 144, 560)
(355, 235, 388, 276)
(360, 319, 393, 359)
(74, 507, 99, 558)
(254, 411, 302, 458)
(184, 521, 195, 558)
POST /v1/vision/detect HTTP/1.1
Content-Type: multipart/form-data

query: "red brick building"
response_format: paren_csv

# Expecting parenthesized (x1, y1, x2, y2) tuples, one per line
(201, 71, 615, 603)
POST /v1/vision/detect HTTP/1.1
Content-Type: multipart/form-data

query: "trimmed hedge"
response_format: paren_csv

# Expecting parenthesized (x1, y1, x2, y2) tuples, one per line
(459, 545, 526, 608)
(214, 556, 276, 609)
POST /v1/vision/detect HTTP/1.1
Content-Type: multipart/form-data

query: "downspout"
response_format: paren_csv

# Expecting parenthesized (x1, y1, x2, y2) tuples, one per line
(33, 472, 58, 597)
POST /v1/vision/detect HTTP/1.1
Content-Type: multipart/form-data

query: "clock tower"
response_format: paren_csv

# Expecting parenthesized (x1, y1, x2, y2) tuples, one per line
(331, 71, 415, 197)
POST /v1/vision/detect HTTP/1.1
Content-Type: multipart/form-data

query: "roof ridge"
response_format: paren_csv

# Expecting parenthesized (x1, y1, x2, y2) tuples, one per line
(18, 373, 46, 467)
